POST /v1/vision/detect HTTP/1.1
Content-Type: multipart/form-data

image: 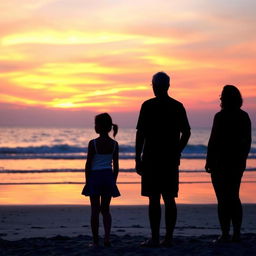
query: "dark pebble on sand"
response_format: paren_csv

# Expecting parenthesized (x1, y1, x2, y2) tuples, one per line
(116, 229, 126, 232)
(131, 225, 144, 228)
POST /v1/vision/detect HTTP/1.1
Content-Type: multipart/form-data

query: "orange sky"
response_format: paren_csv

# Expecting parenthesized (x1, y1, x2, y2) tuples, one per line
(0, 0, 255, 127)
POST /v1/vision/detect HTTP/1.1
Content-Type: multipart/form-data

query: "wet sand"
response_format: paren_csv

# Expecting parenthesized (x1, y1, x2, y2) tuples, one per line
(1, 204, 256, 255)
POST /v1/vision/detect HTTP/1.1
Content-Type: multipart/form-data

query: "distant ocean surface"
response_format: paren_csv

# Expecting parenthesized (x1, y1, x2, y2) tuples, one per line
(0, 127, 255, 204)
(0, 127, 255, 172)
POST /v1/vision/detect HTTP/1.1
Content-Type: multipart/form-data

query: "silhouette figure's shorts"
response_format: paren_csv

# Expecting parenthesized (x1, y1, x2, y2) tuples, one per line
(141, 166, 179, 197)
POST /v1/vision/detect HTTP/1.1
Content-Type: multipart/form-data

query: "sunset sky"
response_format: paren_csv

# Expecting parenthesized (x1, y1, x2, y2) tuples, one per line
(0, 0, 255, 127)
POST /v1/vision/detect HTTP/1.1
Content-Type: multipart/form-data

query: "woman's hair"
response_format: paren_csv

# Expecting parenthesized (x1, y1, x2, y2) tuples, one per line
(220, 85, 243, 110)
(95, 113, 118, 137)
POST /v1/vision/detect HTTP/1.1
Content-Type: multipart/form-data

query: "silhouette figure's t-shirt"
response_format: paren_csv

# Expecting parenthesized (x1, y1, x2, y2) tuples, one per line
(136, 96, 190, 169)
(206, 109, 251, 172)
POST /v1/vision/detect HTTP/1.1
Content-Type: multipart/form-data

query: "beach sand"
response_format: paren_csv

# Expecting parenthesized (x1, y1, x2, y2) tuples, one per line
(1, 204, 256, 255)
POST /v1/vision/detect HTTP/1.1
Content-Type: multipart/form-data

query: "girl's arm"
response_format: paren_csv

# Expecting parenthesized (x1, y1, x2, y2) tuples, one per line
(113, 141, 119, 182)
(85, 140, 94, 181)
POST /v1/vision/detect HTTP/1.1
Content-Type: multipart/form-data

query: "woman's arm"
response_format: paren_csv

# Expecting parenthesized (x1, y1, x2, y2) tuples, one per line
(243, 113, 252, 157)
(240, 113, 252, 166)
(113, 141, 119, 182)
(205, 114, 219, 173)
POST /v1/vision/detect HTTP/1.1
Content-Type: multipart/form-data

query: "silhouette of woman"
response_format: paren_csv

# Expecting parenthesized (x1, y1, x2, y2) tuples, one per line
(206, 85, 251, 242)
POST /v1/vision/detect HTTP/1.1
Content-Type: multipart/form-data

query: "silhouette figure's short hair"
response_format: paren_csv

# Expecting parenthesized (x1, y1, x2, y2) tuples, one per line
(152, 72, 170, 91)
(221, 85, 243, 110)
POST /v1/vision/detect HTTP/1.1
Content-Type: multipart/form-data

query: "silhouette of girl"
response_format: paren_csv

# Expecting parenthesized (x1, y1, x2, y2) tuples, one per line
(206, 85, 251, 242)
(82, 113, 120, 247)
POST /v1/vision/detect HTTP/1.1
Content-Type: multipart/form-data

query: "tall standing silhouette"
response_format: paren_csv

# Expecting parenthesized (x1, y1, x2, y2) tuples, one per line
(206, 85, 251, 242)
(135, 72, 191, 247)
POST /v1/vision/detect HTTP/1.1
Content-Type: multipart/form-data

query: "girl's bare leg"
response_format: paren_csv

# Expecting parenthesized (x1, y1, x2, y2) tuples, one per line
(90, 196, 101, 245)
(101, 196, 112, 245)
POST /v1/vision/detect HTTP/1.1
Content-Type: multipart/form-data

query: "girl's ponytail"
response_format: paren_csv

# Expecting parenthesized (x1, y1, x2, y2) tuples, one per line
(112, 124, 118, 137)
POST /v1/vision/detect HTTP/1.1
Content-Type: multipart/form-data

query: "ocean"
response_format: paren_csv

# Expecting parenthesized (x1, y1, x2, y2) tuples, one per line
(0, 127, 255, 205)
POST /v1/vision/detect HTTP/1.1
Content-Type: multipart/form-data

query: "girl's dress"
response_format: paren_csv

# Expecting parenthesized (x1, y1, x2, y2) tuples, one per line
(82, 140, 120, 197)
